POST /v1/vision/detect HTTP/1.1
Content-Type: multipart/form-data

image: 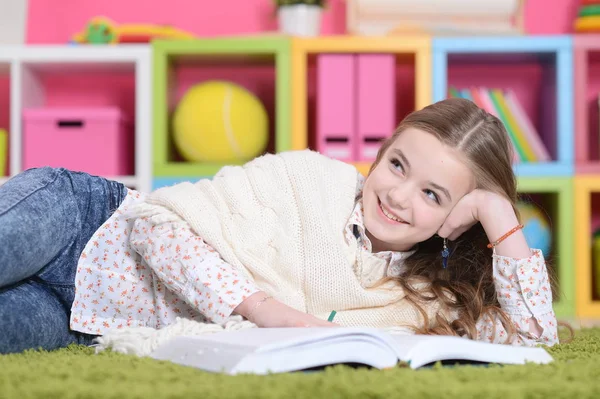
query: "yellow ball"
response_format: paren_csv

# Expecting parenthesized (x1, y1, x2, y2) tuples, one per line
(172, 81, 269, 163)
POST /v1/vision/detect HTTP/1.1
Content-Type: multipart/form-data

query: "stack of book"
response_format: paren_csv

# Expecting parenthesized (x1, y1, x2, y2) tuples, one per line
(448, 87, 550, 163)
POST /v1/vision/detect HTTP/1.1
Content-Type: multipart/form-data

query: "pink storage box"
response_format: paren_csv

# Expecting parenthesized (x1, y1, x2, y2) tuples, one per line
(316, 54, 357, 162)
(23, 107, 134, 176)
(356, 54, 395, 162)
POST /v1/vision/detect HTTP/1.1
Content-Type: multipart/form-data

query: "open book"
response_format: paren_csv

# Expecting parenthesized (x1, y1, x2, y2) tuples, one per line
(149, 327, 553, 375)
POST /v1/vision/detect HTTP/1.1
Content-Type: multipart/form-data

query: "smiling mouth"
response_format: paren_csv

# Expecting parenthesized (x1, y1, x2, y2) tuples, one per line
(378, 199, 409, 224)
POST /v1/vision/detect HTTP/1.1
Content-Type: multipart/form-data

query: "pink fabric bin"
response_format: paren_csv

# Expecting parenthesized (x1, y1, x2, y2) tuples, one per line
(22, 107, 134, 176)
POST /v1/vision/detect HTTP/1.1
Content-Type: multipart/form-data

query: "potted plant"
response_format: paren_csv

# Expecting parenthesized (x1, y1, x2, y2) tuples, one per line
(273, 0, 326, 36)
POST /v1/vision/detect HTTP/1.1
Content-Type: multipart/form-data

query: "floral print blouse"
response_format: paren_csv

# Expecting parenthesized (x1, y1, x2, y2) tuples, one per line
(70, 188, 557, 346)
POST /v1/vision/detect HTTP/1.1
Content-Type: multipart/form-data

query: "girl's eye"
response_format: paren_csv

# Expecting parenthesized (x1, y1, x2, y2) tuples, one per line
(390, 158, 404, 173)
(424, 189, 440, 204)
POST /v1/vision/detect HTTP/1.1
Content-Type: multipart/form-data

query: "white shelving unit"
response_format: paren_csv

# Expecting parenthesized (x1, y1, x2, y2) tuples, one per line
(0, 45, 152, 192)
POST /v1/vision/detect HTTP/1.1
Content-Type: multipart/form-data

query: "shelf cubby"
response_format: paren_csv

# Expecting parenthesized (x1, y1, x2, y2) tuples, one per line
(291, 36, 432, 175)
(574, 35, 600, 174)
(574, 176, 600, 320)
(0, 45, 152, 191)
(152, 37, 291, 179)
(433, 36, 573, 177)
(517, 177, 574, 319)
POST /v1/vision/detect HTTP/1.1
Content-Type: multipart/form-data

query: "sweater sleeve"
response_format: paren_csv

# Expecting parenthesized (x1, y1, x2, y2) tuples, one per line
(475, 249, 558, 346)
(128, 216, 261, 324)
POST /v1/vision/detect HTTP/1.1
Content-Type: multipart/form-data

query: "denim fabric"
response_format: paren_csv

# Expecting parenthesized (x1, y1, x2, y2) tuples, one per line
(0, 167, 128, 354)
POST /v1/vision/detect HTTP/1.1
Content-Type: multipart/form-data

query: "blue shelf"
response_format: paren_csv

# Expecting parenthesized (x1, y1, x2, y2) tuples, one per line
(432, 35, 572, 53)
(152, 176, 211, 190)
(513, 162, 573, 177)
(432, 35, 574, 177)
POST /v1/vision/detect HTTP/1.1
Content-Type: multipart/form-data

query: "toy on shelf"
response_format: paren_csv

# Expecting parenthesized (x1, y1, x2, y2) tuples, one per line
(71, 17, 196, 44)
(574, 0, 600, 32)
(517, 201, 552, 258)
(449, 87, 550, 164)
(346, 0, 525, 36)
(0, 128, 7, 176)
(172, 81, 269, 164)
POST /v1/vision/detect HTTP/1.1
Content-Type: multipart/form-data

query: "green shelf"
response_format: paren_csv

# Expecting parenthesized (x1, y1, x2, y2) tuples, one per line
(152, 37, 292, 177)
(517, 177, 574, 319)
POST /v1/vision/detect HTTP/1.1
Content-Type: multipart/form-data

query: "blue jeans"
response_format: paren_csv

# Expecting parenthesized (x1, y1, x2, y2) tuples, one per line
(0, 167, 128, 354)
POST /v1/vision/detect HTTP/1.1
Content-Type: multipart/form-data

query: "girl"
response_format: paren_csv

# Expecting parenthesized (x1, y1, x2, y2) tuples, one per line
(0, 98, 558, 354)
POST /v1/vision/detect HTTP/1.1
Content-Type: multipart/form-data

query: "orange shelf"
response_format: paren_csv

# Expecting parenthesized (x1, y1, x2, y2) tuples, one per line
(290, 35, 432, 151)
(574, 176, 600, 319)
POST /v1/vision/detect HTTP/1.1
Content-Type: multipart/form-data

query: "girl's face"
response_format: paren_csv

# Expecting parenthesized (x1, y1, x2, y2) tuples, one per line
(362, 128, 476, 252)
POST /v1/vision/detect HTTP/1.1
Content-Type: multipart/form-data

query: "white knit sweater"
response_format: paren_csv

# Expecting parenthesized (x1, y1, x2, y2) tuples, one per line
(130, 150, 440, 329)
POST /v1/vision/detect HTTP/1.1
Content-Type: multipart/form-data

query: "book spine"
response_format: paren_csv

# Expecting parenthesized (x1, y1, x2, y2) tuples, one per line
(493, 90, 536, 162)
(448, 86, 462, 98)
(460, 88, 473, 101)
(504, 89, 551, 162)
(472, 87, 518, 163)
(487, 88, 527, 162)
(476, 87, 500, 118)
(469, 86, 487, 110)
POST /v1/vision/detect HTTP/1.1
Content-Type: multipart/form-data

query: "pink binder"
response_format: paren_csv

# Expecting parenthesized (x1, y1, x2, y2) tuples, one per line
(316, 54, 356, 162)
(356, 54, 395, 162)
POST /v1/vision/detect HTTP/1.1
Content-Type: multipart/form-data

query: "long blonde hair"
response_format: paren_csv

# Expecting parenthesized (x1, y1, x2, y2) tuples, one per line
(369, 98, 556, 341)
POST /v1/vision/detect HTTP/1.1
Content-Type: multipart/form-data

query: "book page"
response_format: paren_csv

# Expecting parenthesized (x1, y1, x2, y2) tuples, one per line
(386, 334, 444, 359)
(234, 335, 398, 374)
(387, 334, 553, 368)
(151, 336, 258, 374)
(191, 327, 389, 353)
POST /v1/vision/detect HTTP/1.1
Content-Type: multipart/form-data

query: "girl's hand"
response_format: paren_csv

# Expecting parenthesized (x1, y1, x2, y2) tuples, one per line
(438, 189, 531, 258)
(234, 291, 338, 328)
(437, 189, 486, 241)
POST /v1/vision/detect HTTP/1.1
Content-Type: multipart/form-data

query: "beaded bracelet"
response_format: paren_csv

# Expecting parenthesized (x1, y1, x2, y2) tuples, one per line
(487, 224, 524, 249)
(246, 295, 273, 321)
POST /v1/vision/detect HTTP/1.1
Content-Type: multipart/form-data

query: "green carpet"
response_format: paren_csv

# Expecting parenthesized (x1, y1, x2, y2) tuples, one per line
(1, 328, 599, 399)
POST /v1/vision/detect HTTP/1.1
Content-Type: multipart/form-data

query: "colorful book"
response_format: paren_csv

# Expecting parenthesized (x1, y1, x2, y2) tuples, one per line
(491, 89, 536, 162)
(448, 86, 550, 164)
(475, 88, 522, 164)
(460, 89, 473, 101)
(475, 87, 500, 118)
(450, 87, 519, 163)
(504, 89, 551, 162)
(449, 87, 462, 99)
(487, 88, 528, 162)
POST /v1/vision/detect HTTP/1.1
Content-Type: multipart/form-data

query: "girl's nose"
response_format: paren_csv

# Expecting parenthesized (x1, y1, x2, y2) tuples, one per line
(387, 185, 411, 210)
